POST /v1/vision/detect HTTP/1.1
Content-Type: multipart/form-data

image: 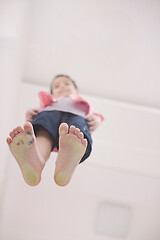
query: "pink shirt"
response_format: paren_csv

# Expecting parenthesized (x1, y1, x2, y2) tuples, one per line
(38, 91, 104, 122)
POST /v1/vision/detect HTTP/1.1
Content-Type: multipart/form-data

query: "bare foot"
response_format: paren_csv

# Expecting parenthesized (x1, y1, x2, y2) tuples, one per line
(54, 123, 88, 186)
(6, 122, 45, 186)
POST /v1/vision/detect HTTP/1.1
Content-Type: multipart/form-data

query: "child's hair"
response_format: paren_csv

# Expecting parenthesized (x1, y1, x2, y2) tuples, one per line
(50, 74, 78, 94)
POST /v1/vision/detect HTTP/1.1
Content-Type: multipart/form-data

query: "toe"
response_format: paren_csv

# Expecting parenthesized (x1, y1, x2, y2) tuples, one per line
(13, 128, 18, 135)
(78, 132, 84, 140)
(9, 131, 15, 139)
(69, 125, 75, 135)
(17, 126, 23, 133)
(6, 137, 12, 145)
(24, 122, 33, 134)
(75, 128, 80, 136)
(82, 138, 88, 148)
(59, 123, 68, 135)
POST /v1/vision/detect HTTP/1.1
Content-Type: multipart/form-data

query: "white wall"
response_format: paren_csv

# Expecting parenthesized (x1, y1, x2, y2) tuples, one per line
(0, 0, 27, 212)
(22, 0, 160, 108)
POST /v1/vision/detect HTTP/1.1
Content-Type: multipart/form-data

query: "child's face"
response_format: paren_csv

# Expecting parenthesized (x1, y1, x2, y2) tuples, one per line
(51, 76, 79, 98)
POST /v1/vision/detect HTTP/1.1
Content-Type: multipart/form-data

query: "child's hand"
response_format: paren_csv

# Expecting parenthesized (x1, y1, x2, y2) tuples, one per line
(86, 114, 101, 133)
(26, 108, 39, 122)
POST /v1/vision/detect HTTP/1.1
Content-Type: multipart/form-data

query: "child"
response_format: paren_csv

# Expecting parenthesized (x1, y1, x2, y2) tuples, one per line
(6, 75, 104, 187)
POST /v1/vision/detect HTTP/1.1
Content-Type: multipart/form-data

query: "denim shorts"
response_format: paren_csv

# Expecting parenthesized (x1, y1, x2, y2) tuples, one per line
(31, 110, 92, 163)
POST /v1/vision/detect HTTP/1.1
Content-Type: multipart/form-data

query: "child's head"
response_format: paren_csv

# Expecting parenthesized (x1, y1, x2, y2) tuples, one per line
(50, 74, 79, 98)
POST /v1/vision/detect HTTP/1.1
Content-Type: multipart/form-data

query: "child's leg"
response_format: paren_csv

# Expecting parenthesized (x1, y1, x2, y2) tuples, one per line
(54, 123, 87, 187)
(6, 122, 53, 186)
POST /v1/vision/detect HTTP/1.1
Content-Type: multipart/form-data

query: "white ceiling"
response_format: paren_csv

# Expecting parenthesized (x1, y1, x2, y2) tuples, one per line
(22, 0, 160, 108)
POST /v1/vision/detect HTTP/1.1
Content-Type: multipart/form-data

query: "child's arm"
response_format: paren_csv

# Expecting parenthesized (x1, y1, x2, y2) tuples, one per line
(25, 92, 53, 122)
(26, 108, 39, 122)
(86, 114, 102, 133)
